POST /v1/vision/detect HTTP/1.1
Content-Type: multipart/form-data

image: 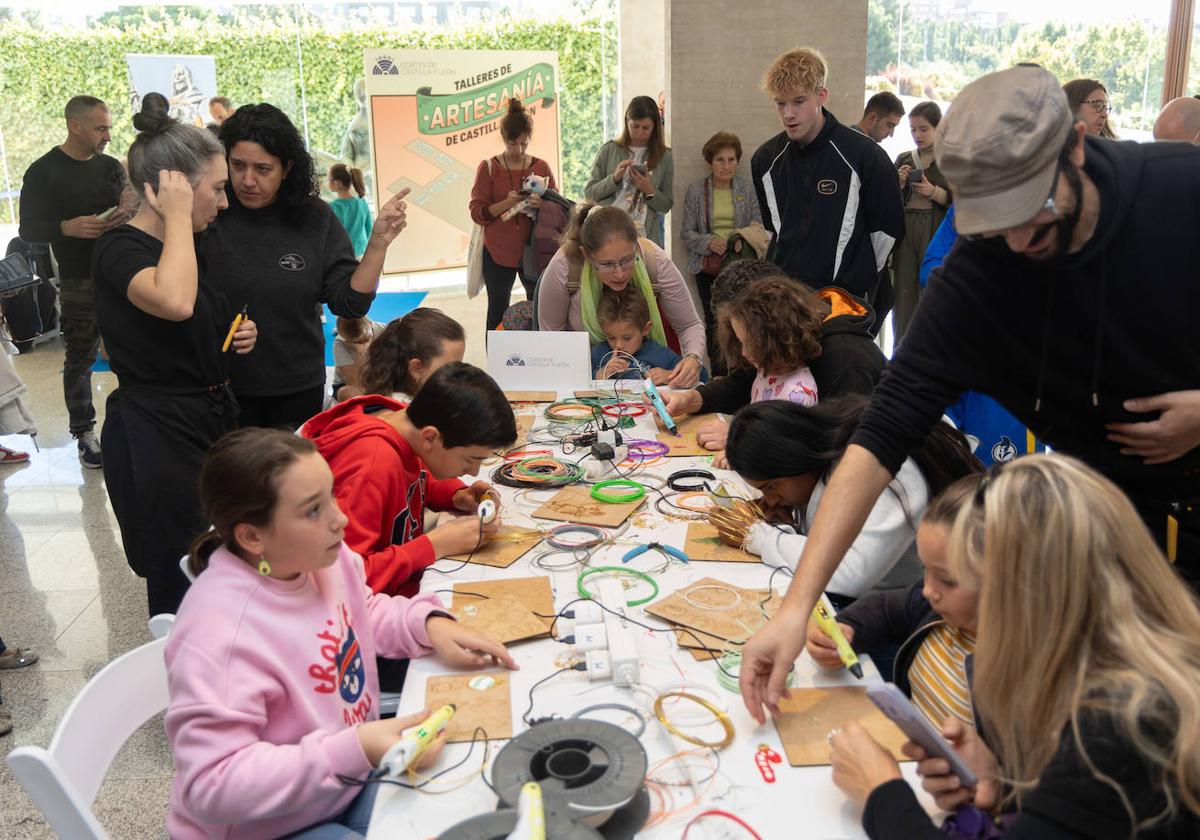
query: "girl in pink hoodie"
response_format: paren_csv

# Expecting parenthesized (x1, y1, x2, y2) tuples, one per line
(164, 428, 516, 839)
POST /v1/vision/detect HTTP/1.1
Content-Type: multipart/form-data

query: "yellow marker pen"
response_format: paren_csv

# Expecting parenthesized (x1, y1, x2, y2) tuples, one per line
(221, 305, 248, 353)
(813, 594, 863, 679)
(376, 704, 455, 777)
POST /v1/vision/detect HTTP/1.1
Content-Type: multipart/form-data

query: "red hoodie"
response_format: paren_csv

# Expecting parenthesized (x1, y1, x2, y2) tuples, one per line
(301, 396, 465, 597)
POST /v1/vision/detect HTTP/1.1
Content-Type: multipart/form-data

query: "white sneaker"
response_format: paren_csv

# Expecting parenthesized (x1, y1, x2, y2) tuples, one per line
(76, 430, 102, 469)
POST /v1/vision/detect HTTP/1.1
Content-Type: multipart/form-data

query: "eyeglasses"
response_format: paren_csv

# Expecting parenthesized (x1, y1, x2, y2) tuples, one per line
(1083, 99, 1110, 114)
(592, 254, 637, 274)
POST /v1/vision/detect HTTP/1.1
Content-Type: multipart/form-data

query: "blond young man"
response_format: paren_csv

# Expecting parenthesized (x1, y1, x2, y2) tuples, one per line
(751, 47, 903, 321)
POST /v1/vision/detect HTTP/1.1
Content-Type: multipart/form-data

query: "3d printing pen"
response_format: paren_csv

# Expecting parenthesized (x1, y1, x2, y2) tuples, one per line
(812, 594, 863, 679)
(642, 377, 678, 435)
(374, 704, 455, 777)
(478, 498, 497, 524)
(505, 782, 546, 840)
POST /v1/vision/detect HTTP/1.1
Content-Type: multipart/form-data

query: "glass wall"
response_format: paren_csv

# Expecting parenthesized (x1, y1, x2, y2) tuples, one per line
(866, 0, 1175, 161)
(0, 1, 617, 287)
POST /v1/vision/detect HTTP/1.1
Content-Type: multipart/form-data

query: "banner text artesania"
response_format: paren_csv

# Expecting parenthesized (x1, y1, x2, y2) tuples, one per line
(418, 62, 556, 137)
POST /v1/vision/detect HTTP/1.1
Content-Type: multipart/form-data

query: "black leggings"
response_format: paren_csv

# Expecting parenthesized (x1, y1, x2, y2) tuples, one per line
(236, 385, 326, 431)
(483, 246, 534, 331)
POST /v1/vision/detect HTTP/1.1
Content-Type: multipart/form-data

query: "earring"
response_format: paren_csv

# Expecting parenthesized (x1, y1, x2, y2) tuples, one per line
(257, 556, 271, 576)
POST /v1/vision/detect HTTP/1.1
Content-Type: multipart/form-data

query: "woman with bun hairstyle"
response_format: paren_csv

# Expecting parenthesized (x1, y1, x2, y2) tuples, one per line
(584, 95, 674, 247)
(92, 92, 258, 616)
(468, 98, 557, 330)
(328, 163, 373, 257)
(204, 104, 411, 430)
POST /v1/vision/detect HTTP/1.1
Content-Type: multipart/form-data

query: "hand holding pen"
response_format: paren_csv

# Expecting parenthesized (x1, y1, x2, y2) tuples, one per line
(222, 305, 257, 355)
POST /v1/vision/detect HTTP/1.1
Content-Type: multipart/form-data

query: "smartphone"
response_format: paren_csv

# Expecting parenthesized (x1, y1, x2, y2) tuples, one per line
(96, 205, 119, 221)
(631, 163, 649, 176)
(866, 684, 978, 787)
(906, 168, 925, 185)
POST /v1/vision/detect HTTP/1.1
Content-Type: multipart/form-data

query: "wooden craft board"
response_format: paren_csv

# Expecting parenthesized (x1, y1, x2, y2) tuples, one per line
(531, 484, 644, 528)
(513, 414, 534, 448)
(773, 687, 911, 767)
(446, 527, 542, 568)
(645, 577, 782, 644)
(505, 390, 558, 403)
(654, 412, 719, 457)
(451, 576, 555, 643)
(425, 671, 513, 742)
(684, 522, 759, 563)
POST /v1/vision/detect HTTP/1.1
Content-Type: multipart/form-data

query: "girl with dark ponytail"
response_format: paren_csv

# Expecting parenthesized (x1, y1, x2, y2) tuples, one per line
(468, 97, 558, 330)
(166, 426, 515, 839)
(328, 162, 373, 256)
(724, 395, 980, 604)
(92, 91, 258, 616)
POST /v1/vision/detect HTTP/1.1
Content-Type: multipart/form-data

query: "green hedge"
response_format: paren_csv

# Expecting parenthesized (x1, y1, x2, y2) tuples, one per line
(0, 12, 617, 224)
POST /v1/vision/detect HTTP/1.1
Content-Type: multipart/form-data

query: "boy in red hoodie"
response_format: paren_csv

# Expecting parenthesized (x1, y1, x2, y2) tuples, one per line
(302, 363, 518, 597)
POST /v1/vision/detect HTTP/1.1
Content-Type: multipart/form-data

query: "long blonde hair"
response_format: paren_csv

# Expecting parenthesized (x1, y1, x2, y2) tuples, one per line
(949, 454, 1200, 830)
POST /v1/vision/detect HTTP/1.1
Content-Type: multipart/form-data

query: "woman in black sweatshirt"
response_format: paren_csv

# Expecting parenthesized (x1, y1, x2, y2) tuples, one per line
(203, 104, 409, 429)
(828, 455, 1200, 839)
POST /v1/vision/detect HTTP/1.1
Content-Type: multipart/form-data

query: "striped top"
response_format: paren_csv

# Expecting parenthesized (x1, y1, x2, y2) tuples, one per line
(908, 623, 976, 728)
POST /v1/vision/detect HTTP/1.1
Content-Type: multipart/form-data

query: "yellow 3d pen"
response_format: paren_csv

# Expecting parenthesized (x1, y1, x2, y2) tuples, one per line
(813, 594, 863, 679)
(506, 782, 546, 840)
(376, 704, 455, 777)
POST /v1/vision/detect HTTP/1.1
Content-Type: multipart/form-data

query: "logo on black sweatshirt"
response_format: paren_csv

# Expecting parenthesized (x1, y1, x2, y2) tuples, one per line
(817, 179, 838, 196)
(279, 253, 306, 271)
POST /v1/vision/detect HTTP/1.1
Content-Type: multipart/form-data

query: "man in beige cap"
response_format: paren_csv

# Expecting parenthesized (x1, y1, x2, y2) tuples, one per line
(1154, 96, 1200, 143)
(739, 64, 1200, 725)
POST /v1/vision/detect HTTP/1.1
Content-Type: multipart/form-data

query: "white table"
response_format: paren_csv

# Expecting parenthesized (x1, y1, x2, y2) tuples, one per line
(369, 386, 937, 838)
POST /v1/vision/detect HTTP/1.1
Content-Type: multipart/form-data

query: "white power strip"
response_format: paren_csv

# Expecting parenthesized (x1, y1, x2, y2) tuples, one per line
(580, 577, 640, 686)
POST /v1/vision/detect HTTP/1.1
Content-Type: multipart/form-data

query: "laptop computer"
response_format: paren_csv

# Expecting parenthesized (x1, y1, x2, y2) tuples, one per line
(486, 330, 591, 393)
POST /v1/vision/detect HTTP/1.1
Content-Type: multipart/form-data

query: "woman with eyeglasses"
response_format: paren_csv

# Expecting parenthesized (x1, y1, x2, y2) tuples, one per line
(1063, 79, 1118, 139)
(535, 204, 705, 388)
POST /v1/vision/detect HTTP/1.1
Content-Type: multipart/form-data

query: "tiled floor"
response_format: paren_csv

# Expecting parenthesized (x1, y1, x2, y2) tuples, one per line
(0, 287, 492, 838)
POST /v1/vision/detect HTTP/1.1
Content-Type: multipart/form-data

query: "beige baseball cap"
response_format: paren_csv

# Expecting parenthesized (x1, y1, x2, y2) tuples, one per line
(936, 65, 1073, 235)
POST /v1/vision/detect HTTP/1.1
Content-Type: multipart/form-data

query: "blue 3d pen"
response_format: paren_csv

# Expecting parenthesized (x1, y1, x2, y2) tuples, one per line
(642, 377, 678, 436)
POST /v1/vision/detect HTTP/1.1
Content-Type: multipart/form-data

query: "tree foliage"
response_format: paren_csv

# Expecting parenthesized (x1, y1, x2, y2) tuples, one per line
(0, 7, 617, 223)
(866, 1, 1172, 133)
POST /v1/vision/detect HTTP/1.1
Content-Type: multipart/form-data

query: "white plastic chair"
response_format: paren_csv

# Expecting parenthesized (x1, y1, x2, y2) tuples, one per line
(147, 613, 175, 641)
(7, 634, 171, 840)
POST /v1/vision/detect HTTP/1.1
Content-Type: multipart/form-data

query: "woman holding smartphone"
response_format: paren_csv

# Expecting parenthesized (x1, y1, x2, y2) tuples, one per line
(826, 455, 1200, 839)
(584, 96, 674, 248)
(468, 98, 556, 330)
(893, 101, 951, 344)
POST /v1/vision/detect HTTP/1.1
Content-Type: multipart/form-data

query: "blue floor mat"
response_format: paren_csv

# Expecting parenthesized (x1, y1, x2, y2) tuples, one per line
(93, 291, 428, 371)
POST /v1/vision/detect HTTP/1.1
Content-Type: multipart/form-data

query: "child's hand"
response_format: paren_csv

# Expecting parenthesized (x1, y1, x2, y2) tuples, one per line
(829, 722, 903, 804)
(425, 615, 518, 669)
(656, 388, 702, 417)
(601, 357, 629, 378)
(806, 618, 854, 669)
(711, 450, 729, 470)
(428, 513, 501, 558)
(452, 481, 498, 514)
(358, 708, 445, 768)
(696, 417, 729, 451)
(647, 367, 671, 386)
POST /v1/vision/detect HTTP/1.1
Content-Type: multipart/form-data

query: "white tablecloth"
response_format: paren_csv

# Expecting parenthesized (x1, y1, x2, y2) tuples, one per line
(368, 385, 937, 839)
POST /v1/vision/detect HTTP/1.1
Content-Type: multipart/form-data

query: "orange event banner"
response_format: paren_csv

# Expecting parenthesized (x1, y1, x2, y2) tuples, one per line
(364, 49, 562, 275)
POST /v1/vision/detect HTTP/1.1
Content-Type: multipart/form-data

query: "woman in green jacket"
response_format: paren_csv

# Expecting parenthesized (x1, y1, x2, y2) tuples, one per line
(584, 96, 674, 247)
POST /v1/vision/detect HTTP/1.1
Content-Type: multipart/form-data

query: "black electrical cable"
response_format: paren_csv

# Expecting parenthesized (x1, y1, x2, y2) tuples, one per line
(425, 514, 486, 576)
(336, 726, 491, 789)
(667, 468, 718, 492)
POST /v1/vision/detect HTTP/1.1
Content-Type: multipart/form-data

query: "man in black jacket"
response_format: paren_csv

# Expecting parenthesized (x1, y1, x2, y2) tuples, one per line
(751, 47, 904, 331)
(740, 64, 1200, 724)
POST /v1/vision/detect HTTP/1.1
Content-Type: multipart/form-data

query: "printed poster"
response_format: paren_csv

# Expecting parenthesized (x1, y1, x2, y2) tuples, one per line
(125, 53, 218, 128)
(364, 49, 561, 275)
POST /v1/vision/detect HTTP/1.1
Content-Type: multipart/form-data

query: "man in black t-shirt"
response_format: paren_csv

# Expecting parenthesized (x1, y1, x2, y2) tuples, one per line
(19, 96, 132, 468)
